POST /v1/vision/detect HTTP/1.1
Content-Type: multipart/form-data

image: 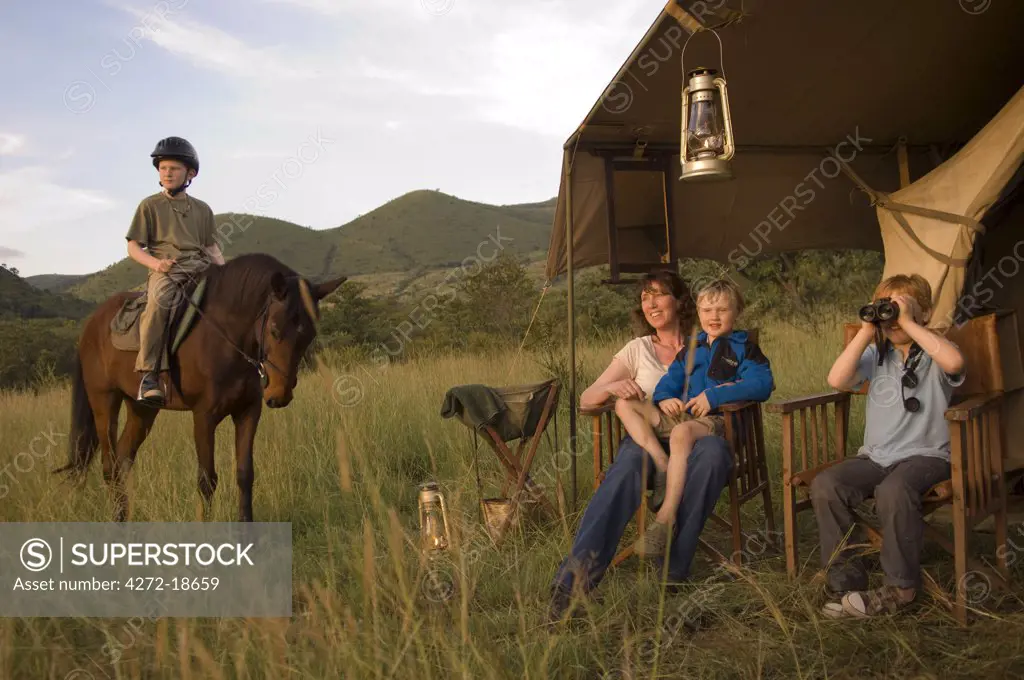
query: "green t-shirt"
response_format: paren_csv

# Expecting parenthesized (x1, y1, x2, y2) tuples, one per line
(125, 192, 215, 261)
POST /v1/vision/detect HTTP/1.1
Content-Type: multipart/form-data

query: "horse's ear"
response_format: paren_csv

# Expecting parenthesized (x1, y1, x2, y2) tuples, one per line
(298, 278, 319, 323)
(314, 276, 347, 301)
(271, 271, 288, 300)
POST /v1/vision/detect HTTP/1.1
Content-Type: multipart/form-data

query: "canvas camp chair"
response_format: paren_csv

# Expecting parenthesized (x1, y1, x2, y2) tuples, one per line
(441, 379, 561, 543)
(582, 329, 777, 570)
(768, 311, 1014, 625)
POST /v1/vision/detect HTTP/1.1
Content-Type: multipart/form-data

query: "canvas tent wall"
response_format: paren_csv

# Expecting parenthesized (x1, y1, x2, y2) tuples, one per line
(545, 0, 1024, 472)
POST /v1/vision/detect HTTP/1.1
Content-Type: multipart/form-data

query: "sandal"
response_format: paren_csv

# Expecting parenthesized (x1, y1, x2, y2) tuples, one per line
(841, 585, 915, 618)
(633, 520, 672, 559)
(821, 601, 847, 619)
(819, 585, 850, 619)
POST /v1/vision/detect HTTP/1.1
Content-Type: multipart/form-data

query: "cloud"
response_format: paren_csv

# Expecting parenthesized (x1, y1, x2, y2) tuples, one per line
(125, 0, 656, 138)
(121, 7, 319, 80)
(0, 246, 26, 259)
(259, 0, 426, 17)
(469, 1, 656, 136)
(0, 166, 117, 228)
(0, 166, 121, 276)
(259, 0, 348, 15)
(0, 133, 26, 156)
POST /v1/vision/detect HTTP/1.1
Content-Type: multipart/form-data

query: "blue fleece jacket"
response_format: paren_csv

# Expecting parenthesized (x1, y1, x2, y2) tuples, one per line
(652, 330, 775, 411)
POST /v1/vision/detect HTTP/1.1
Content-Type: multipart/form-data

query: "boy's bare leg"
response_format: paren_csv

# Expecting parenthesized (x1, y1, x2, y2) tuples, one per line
(614, 399, 670, 471)
(655, 421, 712, 525)
(633, 420, 712, 559)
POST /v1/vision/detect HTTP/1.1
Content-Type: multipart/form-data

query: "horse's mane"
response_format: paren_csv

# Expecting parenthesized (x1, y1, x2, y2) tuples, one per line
(204, 253, 304, 319)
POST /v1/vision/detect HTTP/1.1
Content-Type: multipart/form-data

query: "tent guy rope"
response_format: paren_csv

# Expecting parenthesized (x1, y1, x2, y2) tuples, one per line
(831, 151, 983, 268)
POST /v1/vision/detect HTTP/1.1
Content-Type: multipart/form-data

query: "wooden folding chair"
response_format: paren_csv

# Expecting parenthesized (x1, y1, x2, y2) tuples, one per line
(767, 311, 1013, 625)
(445, 379, 561, 544)
(583, 330, 777, 569)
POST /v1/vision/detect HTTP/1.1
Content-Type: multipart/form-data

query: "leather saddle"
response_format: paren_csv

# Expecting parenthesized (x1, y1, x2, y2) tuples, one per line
(109, 277, 208, 364)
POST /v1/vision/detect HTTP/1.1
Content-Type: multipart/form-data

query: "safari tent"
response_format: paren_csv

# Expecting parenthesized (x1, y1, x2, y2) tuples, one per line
(544, 1, 1024, 477)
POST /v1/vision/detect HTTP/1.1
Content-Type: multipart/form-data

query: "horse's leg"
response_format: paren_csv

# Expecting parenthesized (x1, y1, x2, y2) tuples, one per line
(231, 398, 262, 522)
(112, 398, 159, 520)
(92, 390, 125, 521)
(192, 412, 220, 520)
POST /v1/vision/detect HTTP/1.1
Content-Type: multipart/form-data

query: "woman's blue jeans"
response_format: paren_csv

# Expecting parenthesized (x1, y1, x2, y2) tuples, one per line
(552, 435, 733, 593)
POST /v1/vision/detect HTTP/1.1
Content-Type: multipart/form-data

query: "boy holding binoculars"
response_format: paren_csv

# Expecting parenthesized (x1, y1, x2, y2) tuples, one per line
(813, 273, 964, 618)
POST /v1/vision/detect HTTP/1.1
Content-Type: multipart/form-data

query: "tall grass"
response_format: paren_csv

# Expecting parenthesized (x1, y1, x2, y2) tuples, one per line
(2, 314, 1024, 678)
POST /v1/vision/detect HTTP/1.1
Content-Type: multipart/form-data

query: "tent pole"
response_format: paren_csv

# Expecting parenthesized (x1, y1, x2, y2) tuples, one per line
(603, 155, 621, 283)
(897, 136, 911, 188)
(564, 146, 578, 514)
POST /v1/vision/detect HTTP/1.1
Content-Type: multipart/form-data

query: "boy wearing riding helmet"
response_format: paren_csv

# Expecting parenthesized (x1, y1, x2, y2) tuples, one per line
(126, 136, 225, 405)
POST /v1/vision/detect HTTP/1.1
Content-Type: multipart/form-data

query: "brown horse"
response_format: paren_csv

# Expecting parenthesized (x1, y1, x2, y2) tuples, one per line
(54, 253, 346, 522)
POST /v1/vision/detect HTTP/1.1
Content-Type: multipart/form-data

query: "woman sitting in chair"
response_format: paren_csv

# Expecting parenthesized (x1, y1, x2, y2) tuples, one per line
(549, 270, 736, 622)
(579, 270, 693, 411)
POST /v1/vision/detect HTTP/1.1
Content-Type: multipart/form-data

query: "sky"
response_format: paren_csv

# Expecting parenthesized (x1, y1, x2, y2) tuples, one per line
(0, 0, 665, 277)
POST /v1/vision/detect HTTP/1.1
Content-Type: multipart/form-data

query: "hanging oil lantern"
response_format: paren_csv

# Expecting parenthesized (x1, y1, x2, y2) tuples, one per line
(680, 67, 735, 181)
(678, 29, 735, 181)
(417, 481, 451, 554)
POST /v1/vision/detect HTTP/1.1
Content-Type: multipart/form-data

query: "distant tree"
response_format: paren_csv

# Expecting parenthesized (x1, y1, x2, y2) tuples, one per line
(315, 281, 403, 351)
(0, 318, 81, 390)
(682, 250, 883, 331)
(9, 267, 18, 277)
(430, 252, 536, 351)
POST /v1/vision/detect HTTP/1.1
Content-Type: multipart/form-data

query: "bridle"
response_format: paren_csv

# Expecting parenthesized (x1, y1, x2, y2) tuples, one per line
(169, 264, 314, 391)
(252, 297, 281, 390)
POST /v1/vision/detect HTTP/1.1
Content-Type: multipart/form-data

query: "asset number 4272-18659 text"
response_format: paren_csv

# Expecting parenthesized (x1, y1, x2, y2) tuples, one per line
(125, 576, 220, 591)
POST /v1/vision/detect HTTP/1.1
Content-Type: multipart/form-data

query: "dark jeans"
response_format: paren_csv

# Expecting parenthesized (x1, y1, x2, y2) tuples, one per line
(551, 435, 733, 594)
(809, 454, 951, 591)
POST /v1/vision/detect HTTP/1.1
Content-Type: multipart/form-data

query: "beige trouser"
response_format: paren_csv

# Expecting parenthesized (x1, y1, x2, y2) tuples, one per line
(135, 255, 210, 372)
(650, 408, 725, 440)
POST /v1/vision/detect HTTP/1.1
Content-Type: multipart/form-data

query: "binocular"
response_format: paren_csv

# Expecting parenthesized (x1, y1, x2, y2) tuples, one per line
(859, 297, 900, 324)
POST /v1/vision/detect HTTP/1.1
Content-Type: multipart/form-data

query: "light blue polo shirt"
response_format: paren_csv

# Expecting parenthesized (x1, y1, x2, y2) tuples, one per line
(855, 342, 965, 467)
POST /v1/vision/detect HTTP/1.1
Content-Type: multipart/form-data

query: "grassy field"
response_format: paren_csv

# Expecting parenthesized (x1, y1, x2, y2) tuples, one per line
(2, 317, 1024, 679)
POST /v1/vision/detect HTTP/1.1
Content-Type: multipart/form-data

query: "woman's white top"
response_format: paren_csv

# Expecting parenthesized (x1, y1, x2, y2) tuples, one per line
(613, 336, 671, 398)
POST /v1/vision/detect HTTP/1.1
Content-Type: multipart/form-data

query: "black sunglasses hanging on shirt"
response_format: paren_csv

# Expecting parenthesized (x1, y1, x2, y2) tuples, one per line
(900, 344, 924, 413)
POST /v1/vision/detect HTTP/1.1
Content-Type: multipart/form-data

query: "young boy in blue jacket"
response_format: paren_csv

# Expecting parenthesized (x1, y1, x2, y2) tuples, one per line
(616, 279, 774, 558)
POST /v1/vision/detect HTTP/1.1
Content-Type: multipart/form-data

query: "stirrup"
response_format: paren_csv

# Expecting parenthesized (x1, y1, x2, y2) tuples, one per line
(137, 390, 165, 405)
(137, 393, 165, 407)
(137, 375, 165, 405)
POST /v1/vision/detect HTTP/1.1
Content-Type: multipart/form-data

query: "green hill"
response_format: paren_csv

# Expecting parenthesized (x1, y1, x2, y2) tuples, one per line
(23, 273, 87, 293)
(324, 190, 554, 274)
(0, 267, 94, 320)
(64, 190, 556, 303)
(491, 197, 558, 223)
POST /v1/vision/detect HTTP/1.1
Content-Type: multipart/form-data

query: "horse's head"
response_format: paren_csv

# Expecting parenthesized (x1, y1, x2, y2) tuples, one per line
(260, 272, 346, 408)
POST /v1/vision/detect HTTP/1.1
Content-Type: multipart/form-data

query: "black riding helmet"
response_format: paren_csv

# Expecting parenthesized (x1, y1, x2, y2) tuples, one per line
(151, 137, 199, 196)
(151, 136, 200, 175)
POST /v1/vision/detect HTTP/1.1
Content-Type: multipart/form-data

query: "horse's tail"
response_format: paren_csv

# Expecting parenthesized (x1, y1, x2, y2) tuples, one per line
(54, 352, 98, 478)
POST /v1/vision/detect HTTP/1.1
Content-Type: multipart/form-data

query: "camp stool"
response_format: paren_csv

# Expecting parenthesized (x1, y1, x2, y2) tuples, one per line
(444, 379, 562, 544)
